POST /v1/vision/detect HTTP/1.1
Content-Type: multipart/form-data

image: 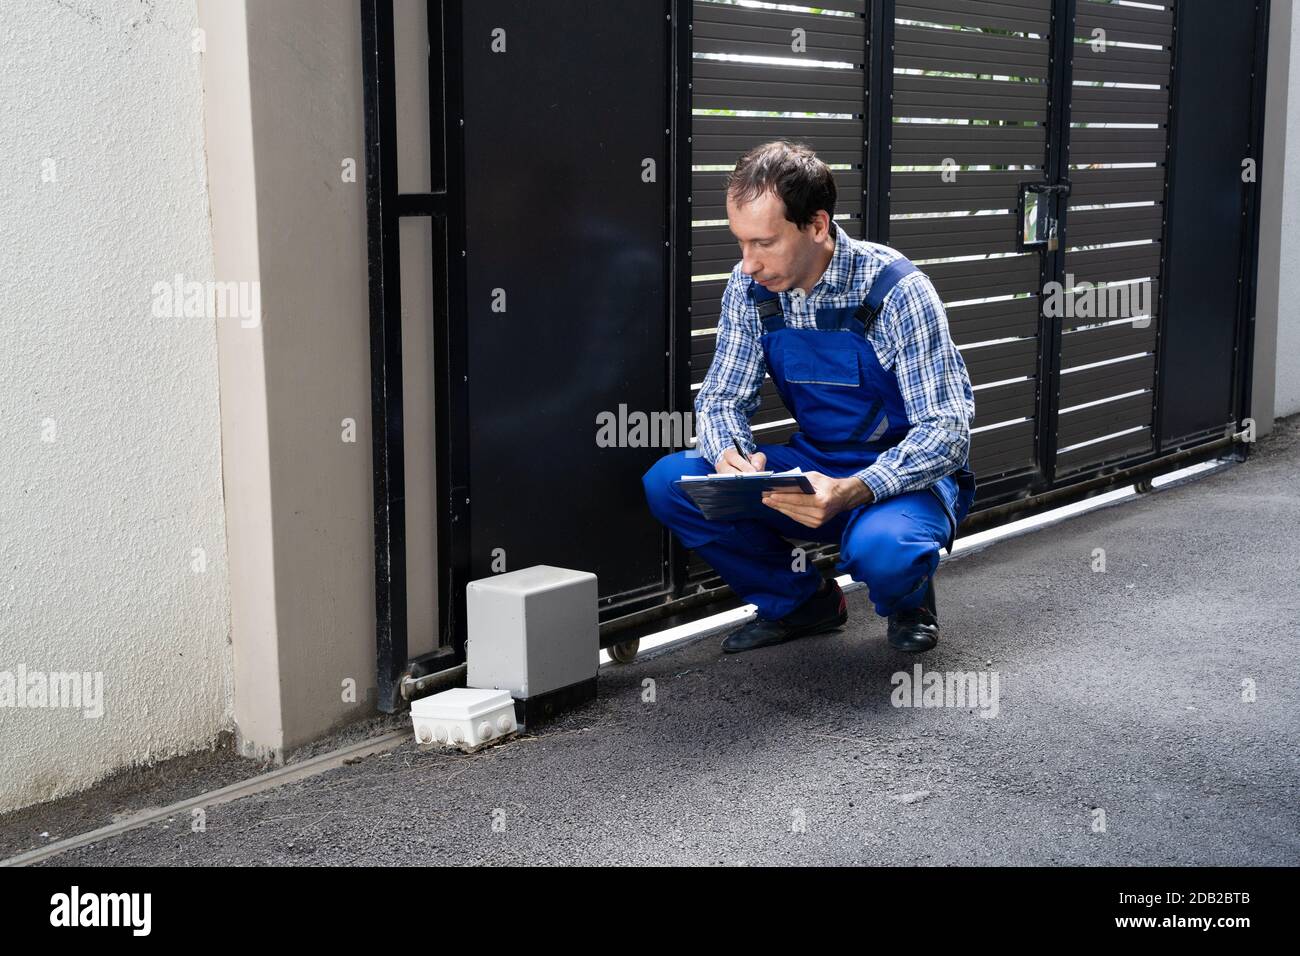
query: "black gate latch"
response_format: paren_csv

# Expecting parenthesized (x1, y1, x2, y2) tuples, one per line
(1017, 179, 1073, 252)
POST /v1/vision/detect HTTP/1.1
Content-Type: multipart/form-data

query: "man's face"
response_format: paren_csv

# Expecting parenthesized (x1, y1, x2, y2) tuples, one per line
(726, 188, 828, 293)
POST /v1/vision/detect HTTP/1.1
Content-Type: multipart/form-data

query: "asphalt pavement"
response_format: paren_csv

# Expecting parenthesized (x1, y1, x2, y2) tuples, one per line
(17, 420, 1300, 866)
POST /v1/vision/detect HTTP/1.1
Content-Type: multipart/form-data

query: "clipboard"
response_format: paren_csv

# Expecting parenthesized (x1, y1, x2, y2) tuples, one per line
(674, 468, 816, 521)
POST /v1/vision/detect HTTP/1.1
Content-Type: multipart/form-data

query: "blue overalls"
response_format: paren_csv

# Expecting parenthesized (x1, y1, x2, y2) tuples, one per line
(643, 257, 977, 621)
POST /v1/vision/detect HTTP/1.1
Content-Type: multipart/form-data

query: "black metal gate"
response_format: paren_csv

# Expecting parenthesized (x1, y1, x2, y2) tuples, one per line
(362, 0, 1268, 708)
(678, 0, 1265, 599)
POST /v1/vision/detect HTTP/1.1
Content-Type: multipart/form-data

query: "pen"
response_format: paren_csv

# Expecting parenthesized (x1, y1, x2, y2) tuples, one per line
(732, 437, 753, 467)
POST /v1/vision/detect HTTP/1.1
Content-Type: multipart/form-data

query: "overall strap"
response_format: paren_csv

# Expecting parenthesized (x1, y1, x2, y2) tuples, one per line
(747, 256, 918, 334)
(748, 281, 786, 332)
(848, 256, 917, 335)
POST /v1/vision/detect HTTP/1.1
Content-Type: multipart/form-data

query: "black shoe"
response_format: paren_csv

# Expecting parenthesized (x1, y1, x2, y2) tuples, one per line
(721, 579, 848, 654)
(887, 578, 940, 653)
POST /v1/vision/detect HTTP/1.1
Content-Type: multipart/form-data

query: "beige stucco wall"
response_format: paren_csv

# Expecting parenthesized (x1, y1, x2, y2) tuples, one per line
(200, 0, 384, 758)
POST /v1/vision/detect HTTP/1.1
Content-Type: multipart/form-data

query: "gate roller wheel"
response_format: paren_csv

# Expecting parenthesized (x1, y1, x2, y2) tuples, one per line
(1134, 478, 1155, 494)
(609, 639, 640, 664)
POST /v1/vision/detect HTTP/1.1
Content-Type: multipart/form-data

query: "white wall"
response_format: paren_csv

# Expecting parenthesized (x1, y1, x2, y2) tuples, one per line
(0, 0, 233, 813)
(1275, 9, 1300, 419)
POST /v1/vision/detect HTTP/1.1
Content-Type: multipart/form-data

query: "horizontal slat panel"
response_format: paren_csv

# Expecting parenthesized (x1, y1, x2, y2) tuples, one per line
(1076, 0, 1174, 48)
(1057, 391, 1152, 447)
(1071, 41, 1172, 84)
(691, 278, 728, 329)
(970, 419, 1036, 476)
(691, 331, 716, 359)
(693, 1, 865, 62)
(753, 406, 794, 428)
(753, 420, 799, 445)
(689, 358, 711, 387)
(891, 211, 1019, 257)
(926, 253, 1040, 301)
(702, 0, 866, 13)
(695, 2, 866, 36)
(692, 218, 864, 276)
(1053, 279, 1158, 332)
(895, 24, 1049, 79)
(1069, 166, 1166, 206)
(947, 296, 1040, 346)
(1059, 320, 1156, 369)
(692, 59, 864, 114)
(893, 120, 1045, 167)
(973, 377, 1036, 429)
(1059, 353, 1155, 407)
(961, 336, 1038, 386)
(1068, 204, 1163, 246)
(1070, 126, 1168, 165)
(692, 115, 866, 166)
(1056, 425, 1152, 473)
(1058, 277, 1159, 318)
(892, 169, 1030, 214)
(693, 169, 864, 222)
(753, 408, 794, 428)
(893, 74, 1048, 123)
(1063, 243, 1161, 285)
(898, 0, 1050, 33)
(1070, 83, 1169, 125)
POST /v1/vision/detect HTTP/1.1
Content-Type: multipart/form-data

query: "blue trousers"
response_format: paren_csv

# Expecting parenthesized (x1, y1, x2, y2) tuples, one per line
(642, 440, 953, 621)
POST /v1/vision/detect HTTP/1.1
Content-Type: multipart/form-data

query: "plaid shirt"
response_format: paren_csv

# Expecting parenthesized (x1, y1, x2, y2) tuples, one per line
(694, 221, 975, 503)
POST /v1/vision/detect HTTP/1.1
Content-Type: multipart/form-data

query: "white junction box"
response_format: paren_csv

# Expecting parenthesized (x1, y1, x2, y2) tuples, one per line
(467, 565, 598, 728)
(410, 687, 518, 751)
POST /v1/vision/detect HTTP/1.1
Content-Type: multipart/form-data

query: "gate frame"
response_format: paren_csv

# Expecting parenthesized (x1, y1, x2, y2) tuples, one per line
(361, 0, 466, 709)
(361, 0, 1270, 702)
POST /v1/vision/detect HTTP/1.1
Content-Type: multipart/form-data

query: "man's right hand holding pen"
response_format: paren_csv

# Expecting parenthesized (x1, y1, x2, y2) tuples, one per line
(715, 436, 768, 475)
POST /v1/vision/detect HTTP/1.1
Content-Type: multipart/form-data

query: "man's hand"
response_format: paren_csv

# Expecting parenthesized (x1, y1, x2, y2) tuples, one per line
(715, 446, 767, 474)
(762, 471, 874, 528)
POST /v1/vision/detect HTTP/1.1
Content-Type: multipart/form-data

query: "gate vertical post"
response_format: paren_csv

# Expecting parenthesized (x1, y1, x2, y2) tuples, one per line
(669, 0, 694, 600)
(1232, 0, 1271, 451)
(866, 0, 895, 243)
(1151, 0, 1184, 455)
(1035, 0, 1077, 489)
(361, 0, 408, 709)
(431, 0, 472, 661)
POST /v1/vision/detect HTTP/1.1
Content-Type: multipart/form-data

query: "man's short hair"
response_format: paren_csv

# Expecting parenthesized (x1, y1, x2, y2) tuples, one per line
(725, 140, 837, 229)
